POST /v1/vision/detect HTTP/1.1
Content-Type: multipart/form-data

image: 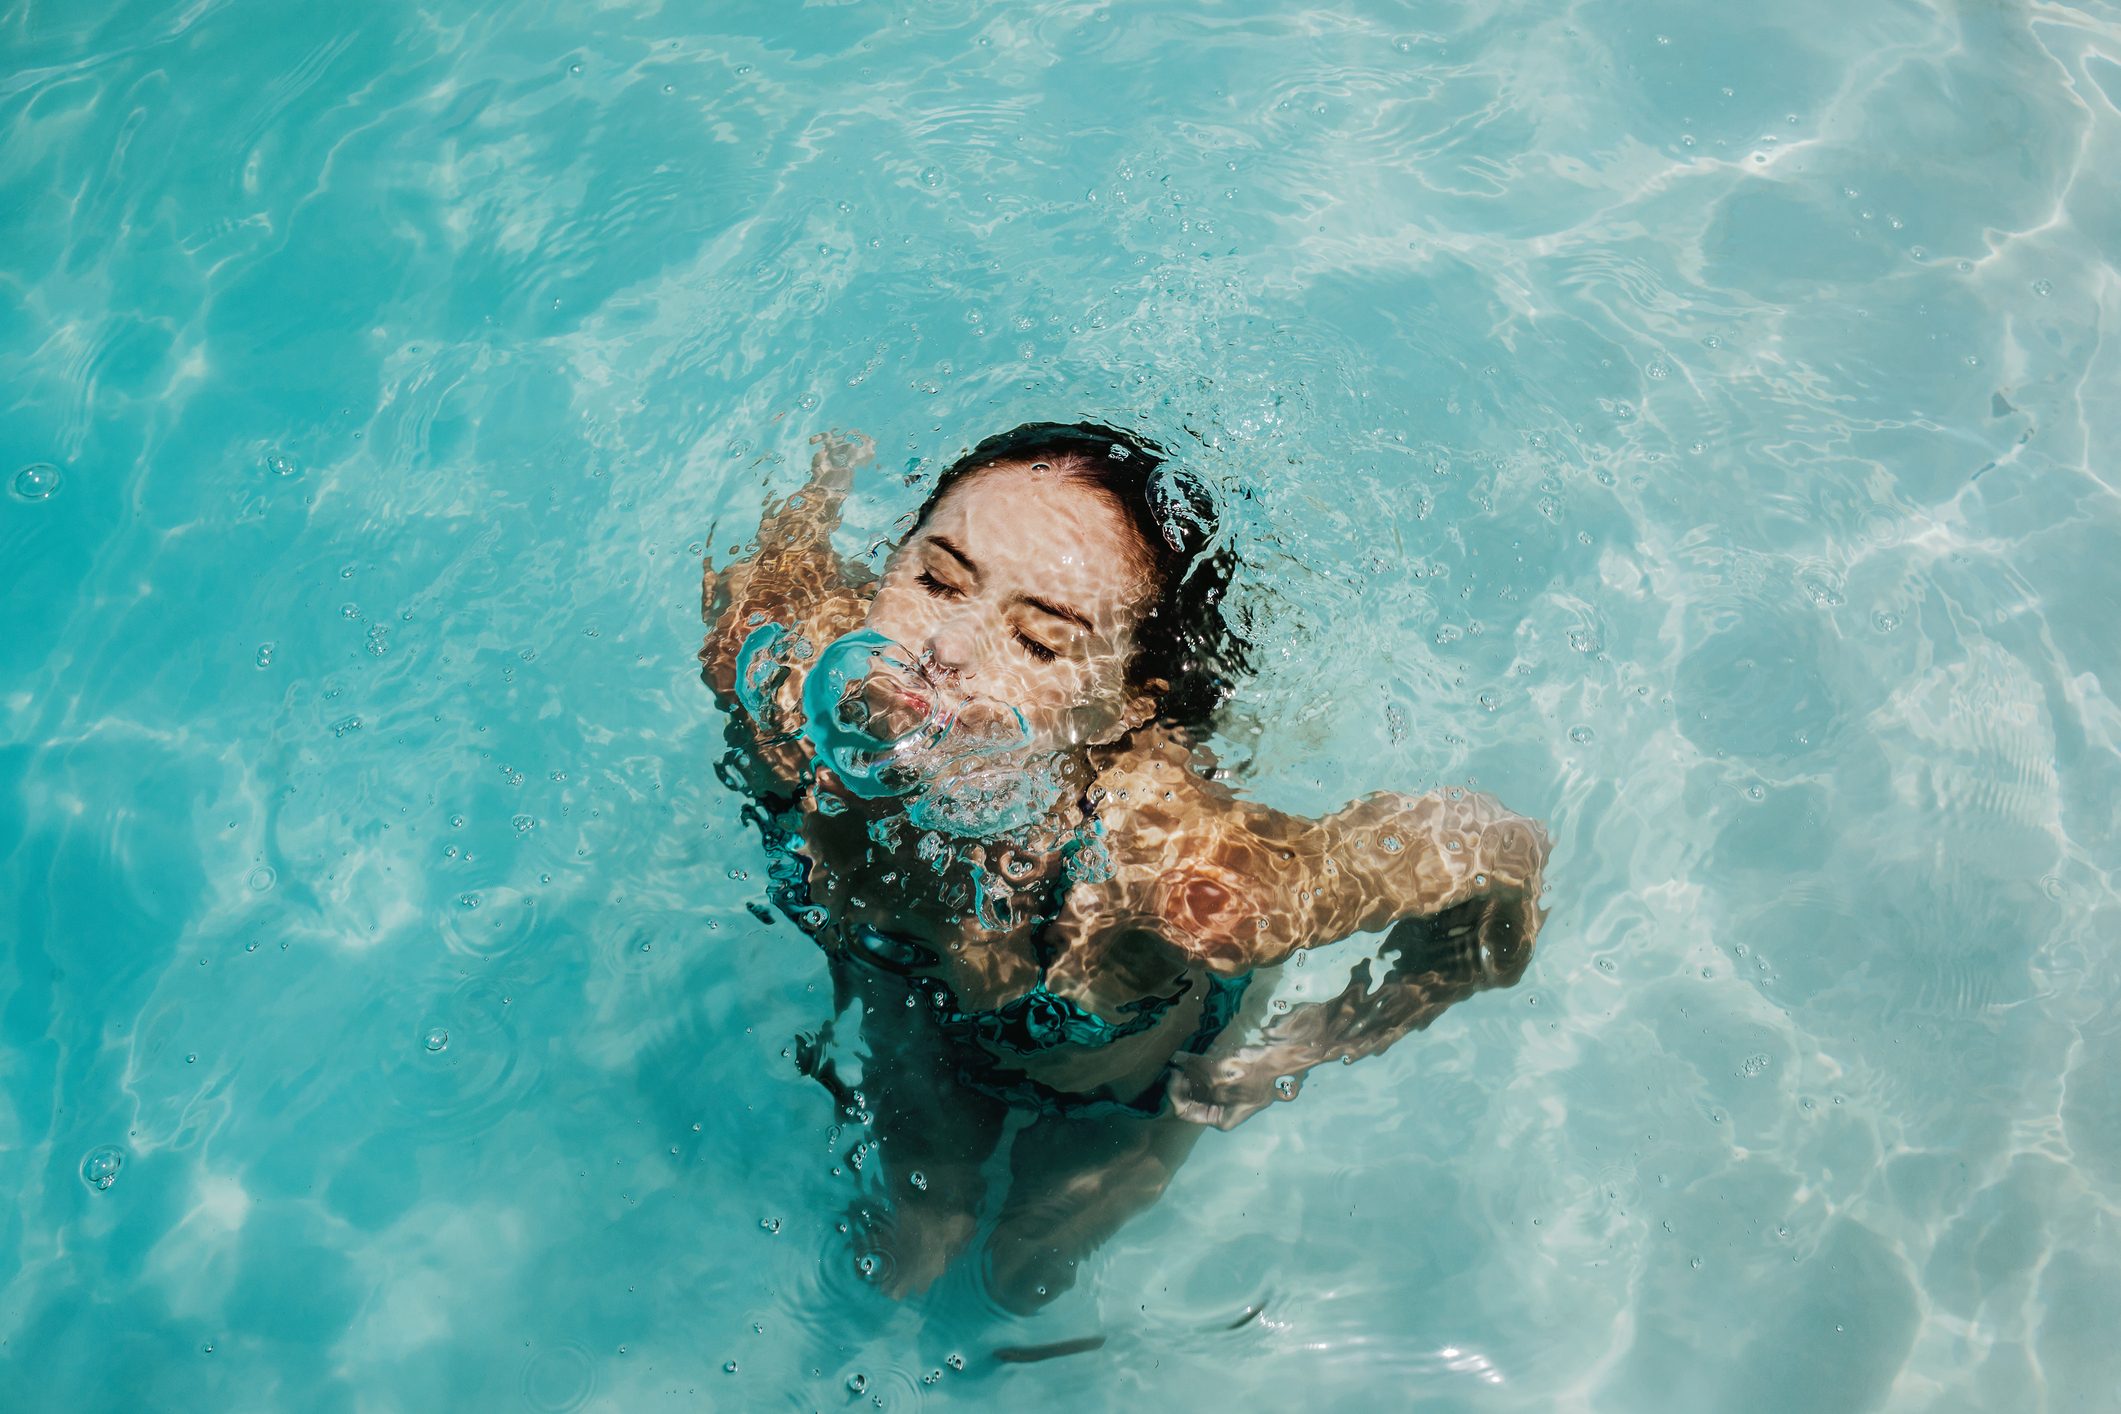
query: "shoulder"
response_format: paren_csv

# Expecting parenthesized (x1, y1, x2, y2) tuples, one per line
(1074, 733, 1277, 974)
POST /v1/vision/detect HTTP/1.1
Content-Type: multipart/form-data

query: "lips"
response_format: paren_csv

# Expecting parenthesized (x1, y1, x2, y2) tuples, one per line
(850, 671, 937, 742)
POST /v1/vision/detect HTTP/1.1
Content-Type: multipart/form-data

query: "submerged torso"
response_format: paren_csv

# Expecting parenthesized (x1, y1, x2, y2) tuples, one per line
(731, 599, 1248, 1110)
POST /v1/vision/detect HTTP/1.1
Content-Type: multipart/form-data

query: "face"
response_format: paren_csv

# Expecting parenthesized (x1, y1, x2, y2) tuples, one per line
(860, 461, 1159, 753)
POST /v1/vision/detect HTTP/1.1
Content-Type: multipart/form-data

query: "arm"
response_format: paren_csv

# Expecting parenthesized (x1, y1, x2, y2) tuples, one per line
(1050, 740, 1549, 1128)
(1063, 739, 1548, 975)
(1164, 888, 1536, 1128)
(699, 429, 874, 702)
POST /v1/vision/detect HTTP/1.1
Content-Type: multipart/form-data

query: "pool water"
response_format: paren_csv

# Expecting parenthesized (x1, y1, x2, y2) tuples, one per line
(6, 0, 2121, 1408)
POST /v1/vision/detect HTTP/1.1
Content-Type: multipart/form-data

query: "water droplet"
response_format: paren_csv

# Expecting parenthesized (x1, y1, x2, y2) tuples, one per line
(82, 1146, 123, 1191)
(2032, 278, 2053, 298)
(919, 166, 944, 188)
(946, 1353, 965, 1371)
(246, 865, 277, 892)
(847, 1373, 869, 1394)
(202, 1343, 214, 1355)
(759, 1216, 781, 1234)
(12, 463, 61, 500)
(1871, 609, 1900, 633)
(909, 1170, 928, 1191)
(254, 642, 276, 669)
(1596, 957, 1616, 973)
(1746, 784, 1766, 801)
(186, 1053, 198, 1064)
(424, 1028, 449, 1052)
(1568, 725, 1594, 743)
(512, 814, 536, 834)
(723, 1360, 738, 1374)
(265, 450, 299, 477)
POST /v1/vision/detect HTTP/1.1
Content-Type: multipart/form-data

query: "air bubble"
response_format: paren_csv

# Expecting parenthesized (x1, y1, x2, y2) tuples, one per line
(2032, 278, 2053, 298)
(265, 450, 299, 477)
(12, 463, 61, 500)
(424, 1028, 449, 1052)
(254, 643, 276, 669)
(759, 1216, 781, 1234)
(82, 1146, 124, 1191)
(919, 167, 943, 188)
(246, 866, 276, 892)
(724, 1360, 738, 1374)
(910, 1170, 928, 1190)
(1568, 725, 1594, 743)
(847, 1373, 869, 1394)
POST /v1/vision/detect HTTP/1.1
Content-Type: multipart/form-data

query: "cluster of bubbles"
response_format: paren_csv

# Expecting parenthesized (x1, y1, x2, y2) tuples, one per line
(81, 1146, 123, 1191)
(740, 625, 1081, 840)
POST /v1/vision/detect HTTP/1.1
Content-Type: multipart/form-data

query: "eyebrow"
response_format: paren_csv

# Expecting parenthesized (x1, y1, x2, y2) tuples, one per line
(926, 534, 1094, 635)
(927, 535, 977, 575)
(1022, 594, 1094, 635)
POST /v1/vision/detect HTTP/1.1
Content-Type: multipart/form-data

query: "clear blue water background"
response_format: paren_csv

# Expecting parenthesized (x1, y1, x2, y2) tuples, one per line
(5, 0, 2120, 1408)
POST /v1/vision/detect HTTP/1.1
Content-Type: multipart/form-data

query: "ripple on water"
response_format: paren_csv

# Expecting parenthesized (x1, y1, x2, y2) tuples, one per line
(373, 972, 539, 1140)
(1674, 599, 1840, 764)
(520, 1340, 597, 1413)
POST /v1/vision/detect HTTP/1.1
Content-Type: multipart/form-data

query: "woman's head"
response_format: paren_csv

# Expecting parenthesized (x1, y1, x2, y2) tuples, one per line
(860, 422, 1244, 752)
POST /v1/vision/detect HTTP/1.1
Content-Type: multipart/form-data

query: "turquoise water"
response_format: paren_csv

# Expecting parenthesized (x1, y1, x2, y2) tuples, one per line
(5, 0, 2121, 1407)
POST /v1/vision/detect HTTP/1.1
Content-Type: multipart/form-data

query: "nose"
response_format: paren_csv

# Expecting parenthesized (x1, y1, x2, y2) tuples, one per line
(921, 611, 985, 681)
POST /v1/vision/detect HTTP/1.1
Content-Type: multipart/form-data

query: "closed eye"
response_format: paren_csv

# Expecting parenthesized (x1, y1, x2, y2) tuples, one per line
(1013, 630, 1058, 663)
(916, 570, 961, 599)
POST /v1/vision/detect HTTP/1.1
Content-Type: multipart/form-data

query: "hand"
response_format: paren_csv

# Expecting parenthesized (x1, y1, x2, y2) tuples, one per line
(808, 429, 874, 492)
(1164, 1050, 1287, 1131)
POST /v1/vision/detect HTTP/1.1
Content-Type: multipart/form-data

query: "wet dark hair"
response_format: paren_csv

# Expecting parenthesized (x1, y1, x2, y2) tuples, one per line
(914, 421, 1248, 737)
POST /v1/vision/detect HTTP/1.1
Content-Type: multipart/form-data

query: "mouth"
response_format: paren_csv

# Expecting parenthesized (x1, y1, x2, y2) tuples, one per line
(846, 669, 939, 743)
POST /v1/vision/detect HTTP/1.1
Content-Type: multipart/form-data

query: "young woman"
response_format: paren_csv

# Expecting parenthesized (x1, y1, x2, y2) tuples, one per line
(700, 422, 1549, 1311)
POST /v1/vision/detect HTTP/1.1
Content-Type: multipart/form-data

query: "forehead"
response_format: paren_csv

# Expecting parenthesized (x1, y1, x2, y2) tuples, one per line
(919, 463, 1154, 625)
